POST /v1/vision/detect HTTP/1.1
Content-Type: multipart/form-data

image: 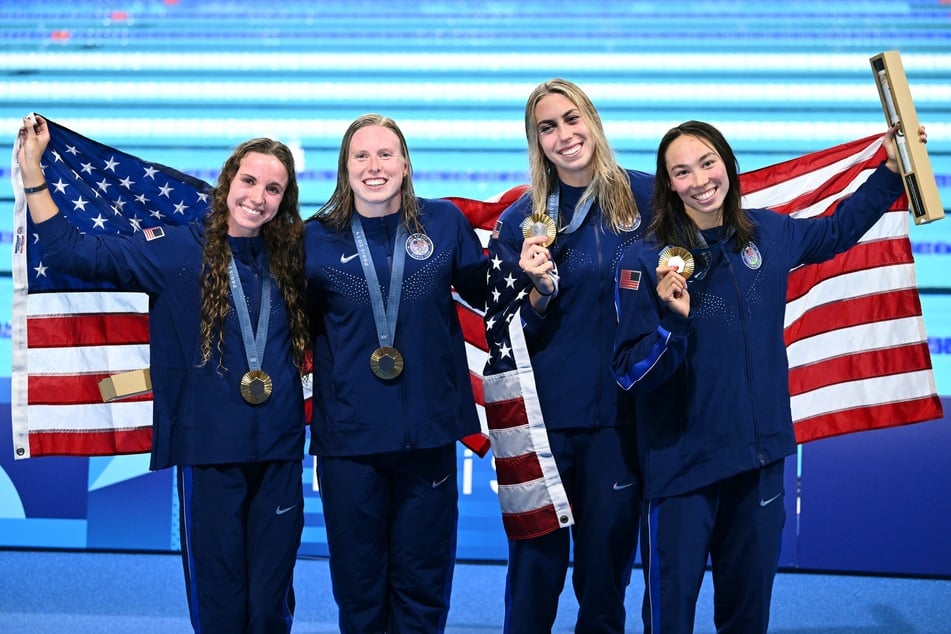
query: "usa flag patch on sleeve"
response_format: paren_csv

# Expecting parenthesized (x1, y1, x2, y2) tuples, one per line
(619, 269, 641, 291)
(143, 226, 165, 241)
(491, 219, 503, 240)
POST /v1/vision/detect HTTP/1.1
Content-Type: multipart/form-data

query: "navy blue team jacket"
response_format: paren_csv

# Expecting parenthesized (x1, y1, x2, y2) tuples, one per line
(486, 170, 654, 432)
(34, 213, 305, 470)
(304, 198, 486, 457)
(612, 164, 904, 499)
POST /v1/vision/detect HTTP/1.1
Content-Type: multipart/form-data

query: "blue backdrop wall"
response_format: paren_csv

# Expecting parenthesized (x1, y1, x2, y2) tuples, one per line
(0, 1, 949, 577)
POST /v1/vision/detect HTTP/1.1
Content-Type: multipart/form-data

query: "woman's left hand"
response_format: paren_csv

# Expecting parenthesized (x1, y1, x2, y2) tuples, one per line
(883, 124, 928, 173)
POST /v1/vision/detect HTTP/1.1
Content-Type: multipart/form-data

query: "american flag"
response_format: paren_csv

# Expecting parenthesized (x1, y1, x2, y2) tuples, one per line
(8, 117, 496, 460)
(452, 134, 943, 540)
(743, 133, 943, 443)
(11, 117, 212, 459)
(10, 124, 943, 479)
(619, 269, 642, 291)
(446, 186, 530, 460)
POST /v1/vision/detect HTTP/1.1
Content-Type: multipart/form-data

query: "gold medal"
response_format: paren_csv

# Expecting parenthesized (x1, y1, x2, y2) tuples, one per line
(370, 346, 404, 380)
(521, 213, 557, 248)
(240, 369, 272, 404)
(658, 246, 695, 279)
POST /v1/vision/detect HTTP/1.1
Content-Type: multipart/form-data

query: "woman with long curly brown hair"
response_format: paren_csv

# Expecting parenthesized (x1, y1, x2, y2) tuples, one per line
(17, 116, 309, 633)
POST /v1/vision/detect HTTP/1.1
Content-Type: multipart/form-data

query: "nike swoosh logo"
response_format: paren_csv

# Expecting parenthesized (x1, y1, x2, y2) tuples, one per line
(613, 482, 636, 491)
(432, 475, 451, 488)
(340, 253, 359, 264)
(759, 492, 783, 507)
(275, 504, 297, 515)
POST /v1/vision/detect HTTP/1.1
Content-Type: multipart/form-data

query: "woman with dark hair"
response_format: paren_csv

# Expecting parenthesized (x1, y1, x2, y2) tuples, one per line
(483, 78, 652, 633)
(16, 114, 309, 633)
(612, 120, 925, 633)
(304, 113, 487, 633)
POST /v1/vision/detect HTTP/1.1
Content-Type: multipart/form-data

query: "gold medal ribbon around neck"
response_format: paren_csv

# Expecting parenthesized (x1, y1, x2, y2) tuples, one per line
(228, 251, 273, 405)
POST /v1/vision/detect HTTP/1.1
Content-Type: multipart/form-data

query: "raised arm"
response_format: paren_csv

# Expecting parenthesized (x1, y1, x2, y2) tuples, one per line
(16, 114, 60, 224)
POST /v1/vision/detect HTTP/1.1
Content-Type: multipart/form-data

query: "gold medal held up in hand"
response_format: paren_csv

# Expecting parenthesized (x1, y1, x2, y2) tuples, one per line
(658, 246, 695, 279)
(521, 213, 557, 248)
(370, 346, 404, 380)
(240, 369, 273, 404)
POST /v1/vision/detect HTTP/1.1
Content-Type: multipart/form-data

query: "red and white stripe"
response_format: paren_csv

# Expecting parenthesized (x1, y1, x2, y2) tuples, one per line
(14, 291, 153, 457)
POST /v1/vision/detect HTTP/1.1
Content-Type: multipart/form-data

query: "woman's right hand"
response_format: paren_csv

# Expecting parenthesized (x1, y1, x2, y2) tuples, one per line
(16, 114, 61, 224)
(656, 265, 690, 317)
(17, 114, 51, 184)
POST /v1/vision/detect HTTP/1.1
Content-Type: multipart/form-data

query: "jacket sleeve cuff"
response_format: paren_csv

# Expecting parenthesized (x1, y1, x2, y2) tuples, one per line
(519, 299, 546, 336)
(660, 312, 691, 338)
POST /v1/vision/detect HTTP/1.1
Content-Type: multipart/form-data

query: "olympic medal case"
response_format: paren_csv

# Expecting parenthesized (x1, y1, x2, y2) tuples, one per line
(869, 50, 944, 225)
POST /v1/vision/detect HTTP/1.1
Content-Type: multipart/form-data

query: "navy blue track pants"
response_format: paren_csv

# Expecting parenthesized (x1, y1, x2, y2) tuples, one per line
(504, 426, 641, 634)
(643, 459, 786, 634)
(178, 461, 304, 634)
(317, 444, 459, 634)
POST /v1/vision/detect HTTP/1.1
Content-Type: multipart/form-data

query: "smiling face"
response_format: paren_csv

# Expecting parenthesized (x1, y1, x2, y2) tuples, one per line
(533, 92, 595, 187)
(225, 151, 288, 237)
(347, 124, 408, 217)
(664, 133, 729, 230)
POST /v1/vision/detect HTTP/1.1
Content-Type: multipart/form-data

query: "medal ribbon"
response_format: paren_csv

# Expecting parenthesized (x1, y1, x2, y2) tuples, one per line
(684, 226, 735, 280)
(539, 186, 593, 296)
(227, 251, 271, 374)
(546, 188, 595, 236)
(350, 214, 408, 350)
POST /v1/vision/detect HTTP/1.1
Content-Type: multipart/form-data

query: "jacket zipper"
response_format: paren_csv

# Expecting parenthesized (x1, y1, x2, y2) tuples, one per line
(723, 243, 765, 465)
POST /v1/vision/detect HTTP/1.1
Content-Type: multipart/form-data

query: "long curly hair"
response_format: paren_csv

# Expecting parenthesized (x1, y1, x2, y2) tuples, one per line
(309, 113, 423, 234)
(198, 138, 309, 371)
(524, 78, 639, 233)
(649, 120, 753, 251)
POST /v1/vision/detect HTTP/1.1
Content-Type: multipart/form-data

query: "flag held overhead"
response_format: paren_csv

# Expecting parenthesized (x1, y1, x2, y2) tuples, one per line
(10, 116, 211, 459)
